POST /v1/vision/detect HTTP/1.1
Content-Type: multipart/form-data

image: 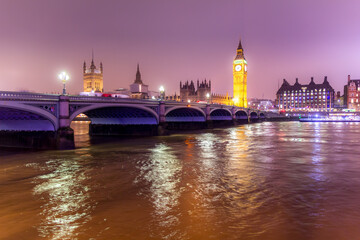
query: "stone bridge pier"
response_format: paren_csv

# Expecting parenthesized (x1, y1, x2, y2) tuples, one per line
(57, 96, 75, 149)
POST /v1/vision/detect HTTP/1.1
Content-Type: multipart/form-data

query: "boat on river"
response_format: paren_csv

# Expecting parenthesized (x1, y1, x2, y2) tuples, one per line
(299, 113, 360, 122)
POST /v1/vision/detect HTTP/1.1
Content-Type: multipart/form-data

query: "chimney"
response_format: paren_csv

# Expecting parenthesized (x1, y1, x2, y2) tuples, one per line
(348, 75, 351, 83)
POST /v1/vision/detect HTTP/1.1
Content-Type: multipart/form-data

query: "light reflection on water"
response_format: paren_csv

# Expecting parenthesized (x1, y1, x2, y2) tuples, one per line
(137, 143, 182, 221)
(32, 155, 94, 240)
(2, 122, 360, 239)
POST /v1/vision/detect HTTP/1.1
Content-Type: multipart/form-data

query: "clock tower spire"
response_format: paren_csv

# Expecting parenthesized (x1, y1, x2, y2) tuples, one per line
(233, 38, 248, 107)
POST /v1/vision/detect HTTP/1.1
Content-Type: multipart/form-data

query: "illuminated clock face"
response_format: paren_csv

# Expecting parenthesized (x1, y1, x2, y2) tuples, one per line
(235, 65, 242, 71)
(245, 65, 247, 72)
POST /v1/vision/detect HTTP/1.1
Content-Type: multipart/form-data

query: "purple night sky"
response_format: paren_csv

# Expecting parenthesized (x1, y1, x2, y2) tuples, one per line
(1, 0, 360, 99)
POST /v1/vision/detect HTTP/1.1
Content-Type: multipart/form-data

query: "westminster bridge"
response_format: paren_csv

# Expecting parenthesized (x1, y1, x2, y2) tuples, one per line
(0, 91, 281, 149)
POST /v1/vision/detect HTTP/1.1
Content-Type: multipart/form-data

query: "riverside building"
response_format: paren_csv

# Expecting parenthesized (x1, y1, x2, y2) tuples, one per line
(130, 64, 149, 99)
(233, 39, 248, 107)
(344, 75, 360, 110)
(179, 80, 232, 104)
(178, 39, 245, 106)
(276, 77, 335, 111)
(83, 58, 104, 93)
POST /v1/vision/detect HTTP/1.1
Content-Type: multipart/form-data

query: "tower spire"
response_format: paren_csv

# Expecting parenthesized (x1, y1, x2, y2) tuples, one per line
(237, 38, 243, 50)
(235, 38, 245, 60)
(90, 49, 96, 70)
(134, 63, 143, 84)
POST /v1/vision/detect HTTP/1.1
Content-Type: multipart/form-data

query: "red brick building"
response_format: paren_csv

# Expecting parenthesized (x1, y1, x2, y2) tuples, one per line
(344, 75, 360, 110)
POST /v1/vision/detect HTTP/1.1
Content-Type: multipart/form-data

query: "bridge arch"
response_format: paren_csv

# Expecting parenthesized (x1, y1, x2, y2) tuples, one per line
(235, 110, 248, 120)
(209, 108, 232, 121)
(250, 112, 259, 119)
(0, 102, 58, 131)
(259, 113, 265, 118)
(69, 104, 159, 125)
(165, 106, 206, 122)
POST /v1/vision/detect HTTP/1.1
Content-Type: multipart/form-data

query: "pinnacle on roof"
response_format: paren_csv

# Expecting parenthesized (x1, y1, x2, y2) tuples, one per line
(235, 38, 246, 60)
(90, 49, 95, 69)
(323, 76, 329, 84)
(134, 63, 143, 84)
(237, 39, 243, 50)
(309, 77, 315, 85)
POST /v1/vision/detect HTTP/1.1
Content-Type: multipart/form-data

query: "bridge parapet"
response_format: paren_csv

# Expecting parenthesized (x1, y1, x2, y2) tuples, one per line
(68, 95, 161, 104)
(0, 91, 59, 101)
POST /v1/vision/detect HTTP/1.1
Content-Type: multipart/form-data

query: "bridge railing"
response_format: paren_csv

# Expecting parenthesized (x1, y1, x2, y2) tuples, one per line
(0, 91, 59, 101)
(67, 96, 234, 108)
(0, 91, 260, 113)
(67, 95, 162, 104)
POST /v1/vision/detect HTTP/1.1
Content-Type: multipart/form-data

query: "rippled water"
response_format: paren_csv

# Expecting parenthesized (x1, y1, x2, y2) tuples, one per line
(2, 121, 360, 240)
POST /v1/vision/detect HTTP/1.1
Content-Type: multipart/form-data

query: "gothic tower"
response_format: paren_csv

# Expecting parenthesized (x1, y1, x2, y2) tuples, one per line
(83, 54, 104, 93)
(233, 39, 248, 107)
(129, 64, 149, 99)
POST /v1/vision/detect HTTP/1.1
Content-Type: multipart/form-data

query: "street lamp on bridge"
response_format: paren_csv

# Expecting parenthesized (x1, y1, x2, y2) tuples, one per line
(159, 86, 165, 100)
(58, 71, 70, 95)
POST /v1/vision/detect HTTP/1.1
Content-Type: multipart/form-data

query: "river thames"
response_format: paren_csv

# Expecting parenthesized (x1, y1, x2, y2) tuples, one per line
(1, 121, 360, 240)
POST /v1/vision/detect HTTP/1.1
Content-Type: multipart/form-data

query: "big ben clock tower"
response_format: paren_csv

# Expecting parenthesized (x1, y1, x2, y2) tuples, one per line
(233, 39, 247, 107)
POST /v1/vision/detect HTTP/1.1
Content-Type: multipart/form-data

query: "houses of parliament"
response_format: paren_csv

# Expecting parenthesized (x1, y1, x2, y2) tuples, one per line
(81, 39, 248, 108)
(178, 39, 248, 107)
(83, 58, 103, 93)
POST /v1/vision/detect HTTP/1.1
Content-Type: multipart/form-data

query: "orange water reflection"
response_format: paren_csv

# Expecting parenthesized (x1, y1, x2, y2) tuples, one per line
(32, 154, 94, 239)
(135, 143, 183, 238)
